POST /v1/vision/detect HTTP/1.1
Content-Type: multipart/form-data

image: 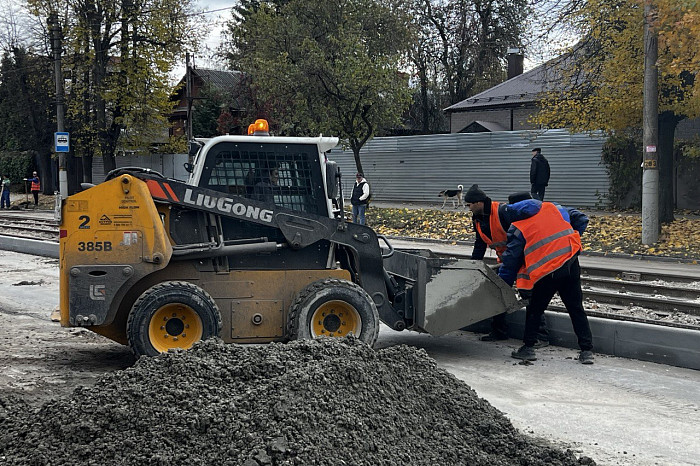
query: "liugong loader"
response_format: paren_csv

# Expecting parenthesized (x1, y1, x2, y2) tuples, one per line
(57, 120, 519, 357)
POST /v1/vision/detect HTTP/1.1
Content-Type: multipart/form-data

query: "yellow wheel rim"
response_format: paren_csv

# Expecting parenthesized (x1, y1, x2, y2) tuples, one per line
(310, 300, 361, 338)
(148, 303, 203, 353)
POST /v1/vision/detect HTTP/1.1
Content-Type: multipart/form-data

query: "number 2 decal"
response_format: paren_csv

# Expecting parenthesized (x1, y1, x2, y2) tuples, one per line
(78, 215, 90, 229)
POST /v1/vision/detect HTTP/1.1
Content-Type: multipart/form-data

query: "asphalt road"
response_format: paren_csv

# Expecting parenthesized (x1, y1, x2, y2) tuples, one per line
(0, 249, 699, 466)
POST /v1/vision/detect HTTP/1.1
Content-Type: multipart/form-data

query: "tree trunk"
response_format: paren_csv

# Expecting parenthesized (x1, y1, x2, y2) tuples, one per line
(658, 111, 680, 224)
(102, 153, 117, 176)
(418, 66, 429, 134)
(82, 156, 93, 183)
(353, 148, 364, 176)
(66, 154, 81, 195)
(36, 151, 53, 194)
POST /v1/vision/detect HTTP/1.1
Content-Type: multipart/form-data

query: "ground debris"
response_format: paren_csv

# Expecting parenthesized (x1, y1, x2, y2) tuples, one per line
(11, 279, 46, 286)
(0, 337, 594, 465)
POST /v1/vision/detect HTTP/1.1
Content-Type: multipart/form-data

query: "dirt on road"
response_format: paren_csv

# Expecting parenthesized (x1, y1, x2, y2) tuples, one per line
(0, 337, 595, 466)
(0, 251, 596, 465)
(0, 251, 133, 406)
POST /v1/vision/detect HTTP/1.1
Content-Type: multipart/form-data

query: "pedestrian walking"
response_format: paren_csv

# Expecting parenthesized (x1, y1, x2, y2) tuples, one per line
(464, 185, 548, 345)
(24, 171, 41, 207)
(497, 197, 594, 364)
(0, 174, 11, 209)
(351, 172, 370, 225)
(530, 148, 550, 200)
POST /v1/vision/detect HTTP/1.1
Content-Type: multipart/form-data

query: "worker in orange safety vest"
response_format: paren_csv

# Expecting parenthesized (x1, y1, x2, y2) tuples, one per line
(24, 171, 41, 207)
(464, 185, 548, 345)
(497, 197, 594, 364)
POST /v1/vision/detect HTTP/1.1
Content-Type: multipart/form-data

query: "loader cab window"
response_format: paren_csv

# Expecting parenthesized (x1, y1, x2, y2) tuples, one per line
(201, 142, 326, 215)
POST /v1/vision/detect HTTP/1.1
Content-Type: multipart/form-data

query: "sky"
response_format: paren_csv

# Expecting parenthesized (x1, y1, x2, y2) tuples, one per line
(184, 0, 236, 72)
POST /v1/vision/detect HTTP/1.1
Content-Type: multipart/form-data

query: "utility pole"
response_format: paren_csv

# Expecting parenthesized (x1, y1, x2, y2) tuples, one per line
(186, 52, 193, 145)
(49, 13, 68, 199)
(641, 0, 659, 245)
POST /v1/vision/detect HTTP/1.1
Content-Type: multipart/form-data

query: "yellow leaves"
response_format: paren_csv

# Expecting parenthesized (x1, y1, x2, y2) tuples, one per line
(575, 214, 700, 259)
(367, 208, 700, 260)
(368, 207, 471, 241)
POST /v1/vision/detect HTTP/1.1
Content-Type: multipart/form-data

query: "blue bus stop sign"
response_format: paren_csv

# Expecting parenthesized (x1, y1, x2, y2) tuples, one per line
(55, 132, 70, 152)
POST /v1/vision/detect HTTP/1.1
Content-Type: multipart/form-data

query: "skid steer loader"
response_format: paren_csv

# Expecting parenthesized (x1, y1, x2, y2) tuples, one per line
(57, 120, 519, 357)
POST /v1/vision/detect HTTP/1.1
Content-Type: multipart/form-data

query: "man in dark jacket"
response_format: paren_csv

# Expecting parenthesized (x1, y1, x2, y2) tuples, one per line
(498, 198, 594, 364)
(530, 148, 550, 200)
(465, 185, 548, 345)
(350, 172, 370, 225)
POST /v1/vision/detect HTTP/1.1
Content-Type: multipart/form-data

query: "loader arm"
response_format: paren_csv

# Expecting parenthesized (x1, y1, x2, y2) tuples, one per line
(130, 172, 408, 331)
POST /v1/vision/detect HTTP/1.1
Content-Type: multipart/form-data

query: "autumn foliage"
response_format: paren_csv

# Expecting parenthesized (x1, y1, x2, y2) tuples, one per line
(366, 207, 700, 261)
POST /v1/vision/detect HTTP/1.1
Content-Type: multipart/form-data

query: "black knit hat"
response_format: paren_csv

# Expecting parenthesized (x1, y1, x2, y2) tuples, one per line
(508, 191, 532, 204)
(532, 147, 541, 153)
(463, 184, 488, 203)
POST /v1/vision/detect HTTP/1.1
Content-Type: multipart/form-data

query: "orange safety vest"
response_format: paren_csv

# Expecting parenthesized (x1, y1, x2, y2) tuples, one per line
(31, 178, 41, 191)
(513, 202, 582, 290)
(475, 201, 508, 260)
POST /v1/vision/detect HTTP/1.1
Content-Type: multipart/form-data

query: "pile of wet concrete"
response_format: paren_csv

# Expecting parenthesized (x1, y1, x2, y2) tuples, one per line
(0, 337, 595, 465)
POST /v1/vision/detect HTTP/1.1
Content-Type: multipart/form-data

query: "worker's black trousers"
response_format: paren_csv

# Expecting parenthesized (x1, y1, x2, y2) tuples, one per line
(523, 257, 593, 351)
(491, 312, 548, 341)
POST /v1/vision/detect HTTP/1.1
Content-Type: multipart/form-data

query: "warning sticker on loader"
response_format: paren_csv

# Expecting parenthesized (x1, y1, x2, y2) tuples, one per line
(121, 232, 139, 246)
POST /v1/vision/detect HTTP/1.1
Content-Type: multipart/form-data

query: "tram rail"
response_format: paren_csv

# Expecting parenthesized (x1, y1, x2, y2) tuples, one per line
(1, 215, 699, 326)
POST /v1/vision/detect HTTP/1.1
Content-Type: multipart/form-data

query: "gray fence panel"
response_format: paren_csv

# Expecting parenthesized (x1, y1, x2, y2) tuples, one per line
(92, 154, 189, 183)
(329, 129, 608, 208)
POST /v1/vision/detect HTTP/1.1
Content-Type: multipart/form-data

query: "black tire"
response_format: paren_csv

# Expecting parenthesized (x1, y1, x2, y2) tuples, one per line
(287, 278, 380, 346)
(127, 281, 222, 357)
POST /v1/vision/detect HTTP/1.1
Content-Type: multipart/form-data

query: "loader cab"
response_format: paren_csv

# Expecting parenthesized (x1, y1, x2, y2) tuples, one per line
(188, 134, 338, 217)
(184, 132, 340, 270)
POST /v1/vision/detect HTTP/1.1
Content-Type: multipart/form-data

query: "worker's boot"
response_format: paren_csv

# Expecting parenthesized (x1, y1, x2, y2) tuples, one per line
(511, 345, 537, 361)
(578, 350, 595, 365)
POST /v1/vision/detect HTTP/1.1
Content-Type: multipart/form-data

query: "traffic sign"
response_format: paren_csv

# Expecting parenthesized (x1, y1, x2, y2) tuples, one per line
(55, 132, 70, 152)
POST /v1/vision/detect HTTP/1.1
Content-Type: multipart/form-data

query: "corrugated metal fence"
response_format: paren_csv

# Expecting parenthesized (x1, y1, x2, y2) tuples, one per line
(89, 130, 609, 209)
(329, 129, 608, 208)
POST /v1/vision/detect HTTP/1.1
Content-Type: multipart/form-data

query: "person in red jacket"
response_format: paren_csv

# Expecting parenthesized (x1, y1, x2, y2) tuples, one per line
(464, 185, 548, 345)
(24, 171, 41, 207)
(498, 197, 594, 364)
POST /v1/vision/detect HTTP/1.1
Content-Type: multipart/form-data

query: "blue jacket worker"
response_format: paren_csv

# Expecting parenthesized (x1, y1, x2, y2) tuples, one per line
(498, 197, 594, 364)
(1, 174, 10, 209)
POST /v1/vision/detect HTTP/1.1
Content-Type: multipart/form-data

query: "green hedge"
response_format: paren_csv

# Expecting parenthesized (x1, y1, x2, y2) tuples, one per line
(0, 151, 35, 191)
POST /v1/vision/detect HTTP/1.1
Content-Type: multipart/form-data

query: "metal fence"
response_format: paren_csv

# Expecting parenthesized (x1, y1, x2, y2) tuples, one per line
(92, 153, 189, 183)
(89, 130, 611, 209)
(329, 129, 609, 209)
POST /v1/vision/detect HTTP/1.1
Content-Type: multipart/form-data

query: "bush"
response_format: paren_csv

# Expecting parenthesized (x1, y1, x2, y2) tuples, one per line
(0, 151, 36, 191)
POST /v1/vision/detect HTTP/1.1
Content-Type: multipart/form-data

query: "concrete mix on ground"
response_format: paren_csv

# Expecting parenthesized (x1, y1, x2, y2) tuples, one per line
(0, 337, 595, 466)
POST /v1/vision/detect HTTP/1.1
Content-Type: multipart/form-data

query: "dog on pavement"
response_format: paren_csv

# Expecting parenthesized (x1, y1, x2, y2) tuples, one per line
(438, 185, 464, 209)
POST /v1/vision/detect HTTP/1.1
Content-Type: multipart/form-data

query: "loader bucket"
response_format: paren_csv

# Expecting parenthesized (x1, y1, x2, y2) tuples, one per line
(383, 249, 521, 336)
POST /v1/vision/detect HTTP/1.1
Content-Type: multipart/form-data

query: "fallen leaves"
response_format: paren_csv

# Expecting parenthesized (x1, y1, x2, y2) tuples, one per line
(368, 208, 472, 241)
(365, 207, 700, 260)
(583, 216, 700, 259)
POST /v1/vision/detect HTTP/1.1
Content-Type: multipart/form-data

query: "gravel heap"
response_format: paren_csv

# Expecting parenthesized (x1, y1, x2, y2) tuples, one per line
(0, 337, 595, 466)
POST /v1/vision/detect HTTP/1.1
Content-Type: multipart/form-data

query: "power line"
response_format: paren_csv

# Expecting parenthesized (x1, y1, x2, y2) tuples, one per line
(185, 6, 236, 17)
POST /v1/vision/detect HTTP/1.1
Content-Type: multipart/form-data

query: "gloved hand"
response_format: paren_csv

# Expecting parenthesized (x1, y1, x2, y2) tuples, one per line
(517, 289, 532, 307)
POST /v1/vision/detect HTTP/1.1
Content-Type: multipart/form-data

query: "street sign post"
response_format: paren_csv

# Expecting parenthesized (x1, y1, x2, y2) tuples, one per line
(55, 132, 69, 153)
